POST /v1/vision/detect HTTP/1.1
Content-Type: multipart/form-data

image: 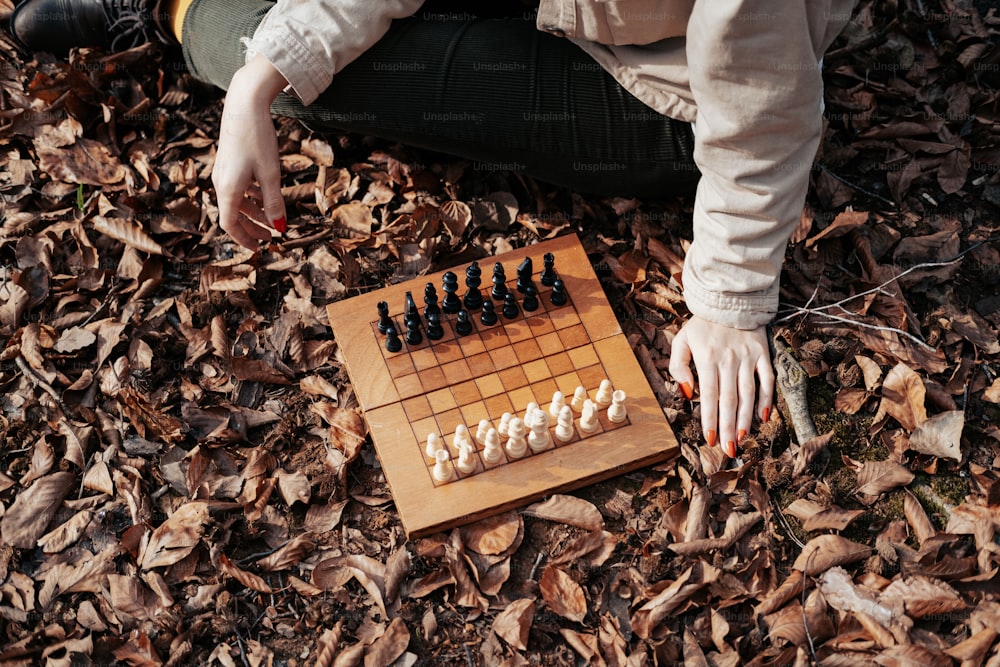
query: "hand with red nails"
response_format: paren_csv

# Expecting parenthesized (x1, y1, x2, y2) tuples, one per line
(213, 54, 290, 248)
(669, 315, 773, 458)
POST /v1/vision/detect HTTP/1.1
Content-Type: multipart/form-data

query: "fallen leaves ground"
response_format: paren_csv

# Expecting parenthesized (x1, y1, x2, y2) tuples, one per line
(1, 1, 999, 665)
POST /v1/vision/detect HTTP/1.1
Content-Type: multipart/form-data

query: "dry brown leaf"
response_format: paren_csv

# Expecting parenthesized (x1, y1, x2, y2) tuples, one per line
(835, 387, 871, 414)
(301, 137, 334, 166)
(460, 512, 521, 555)
(540, 565, 587, 623)
(20, 437, 54, 487)
(632, 562, 719, 639)
(37, 137, 126, 185)
(907, 410, 964, 461)
(0, 471, 75, 548)
(793, 535, 872, 575)
(855, 355, 883, 391)
(877, 362, 928, 431)
(314, 622, 343, 667)
(219, 553, 276, 593)
(880, 575, 966, 619)
(817, 567, 898, 629)
(668, 511, 761, 555)
(305, 500, 349, 533)
(903, 491, 936, 545)
(492, 598, 534, 651)
(54, 325, 96, 353)
(944, 628, 997, 663)
(363, 617, 410, 667)
(37, 509, 92, 553)
(231, 357, 293, 385)
(439, 200, 471, 242)
(785, 499, 865, 532)
(300, 374, 341, 400)
(804, 209, 869, 249)
(855, 459, 915, 504)
(523, 494, 604, 531)
(765, 591, 834, 647)
(274, 468, 311, 506)
(92, 216, 165, 255)
(257, 533, 315, 572)
(139, 501, 209, 570)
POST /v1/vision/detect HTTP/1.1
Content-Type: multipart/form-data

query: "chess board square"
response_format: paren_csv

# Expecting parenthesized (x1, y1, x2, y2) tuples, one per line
(527, 315, 555, 336)
(394, 374, 423, 399)
(419, 367, 449, 392)
(513, 339, 543, 364)
(410, 417, 440, 455)
(461, 401, 490, 427)
(536, 331, 565, 356)
(434, 318, 457, 342)
(461, 335, 487, 357)
(403, 396, 433, 422)
(467, 352, 495, 376)
(578, 364, 607, 391)
(490, 346, 519, 370)
(443, 359, 472, 384)
(482, 327, 510, 350)
(568, 345, 600, 370)
(452, 380, 481, 405)
(411, 346, 438, 372)
(498, 366, 529, 390)
(386, 355, 415, 377)
(555, 372, 583, 395)
(476, 373, 505, 398)
(505, 320, 533, 344)
(557, 324, 590, 349)
(523, 359, 550, 383)
(484, 393, 514, 417)
(506, 386, 536, 416)
(434, 340, 465, 364)
(550, 307, 582, 329)
(438, 409, 466, 450)
(545, 352, 574, 376)
(531, 379, 559, 403)
(427, 388, 458, 412)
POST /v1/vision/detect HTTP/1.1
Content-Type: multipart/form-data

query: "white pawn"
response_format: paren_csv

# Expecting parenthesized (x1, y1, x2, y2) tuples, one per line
(432, 449, 454, 483)
(482, 428, 504, 464)
(554, 405, 575, 443)
(594, 379, 614, 409)
(506, 417, 528, 459)
(457, 442, 479, 474)
(475, 419, 491, 446)
(607, 389, 628, 423)
(570, 386, 588, 413)
(528, 410, 553, 453)
(497, 412, 513, 437)
(549, 391, 566, 419)
(425, 432, 444, 459)
(524, 401, 539, 428)
(579, 399, 599, 434)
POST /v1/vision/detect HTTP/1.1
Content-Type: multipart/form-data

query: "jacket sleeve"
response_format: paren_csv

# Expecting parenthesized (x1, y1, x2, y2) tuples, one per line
(681, 0, 830, 329)
(246, 0, 426, 105)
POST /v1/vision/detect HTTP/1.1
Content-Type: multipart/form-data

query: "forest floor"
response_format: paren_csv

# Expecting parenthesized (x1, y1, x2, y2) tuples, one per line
(1, 0, 1000, 665)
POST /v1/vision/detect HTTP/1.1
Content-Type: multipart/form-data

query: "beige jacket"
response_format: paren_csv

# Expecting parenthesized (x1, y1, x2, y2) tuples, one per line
(248, 0, 857, 329)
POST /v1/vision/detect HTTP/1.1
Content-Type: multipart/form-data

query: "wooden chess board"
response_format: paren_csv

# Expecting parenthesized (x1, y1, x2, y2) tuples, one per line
(327, 234, 678, 537)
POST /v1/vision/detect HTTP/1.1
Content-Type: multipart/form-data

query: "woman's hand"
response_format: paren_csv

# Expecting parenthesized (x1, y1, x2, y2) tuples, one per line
(669, 316, 773, 457)
(213, 54, 290, 248)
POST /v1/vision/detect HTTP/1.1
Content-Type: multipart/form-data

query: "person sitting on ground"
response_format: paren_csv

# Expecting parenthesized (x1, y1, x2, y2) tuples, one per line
(9, 0, 858, 458)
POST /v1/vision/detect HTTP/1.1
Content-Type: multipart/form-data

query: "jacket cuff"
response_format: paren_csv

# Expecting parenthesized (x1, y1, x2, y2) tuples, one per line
(246, 27, 330, 106)
(681, 264, 779, 330)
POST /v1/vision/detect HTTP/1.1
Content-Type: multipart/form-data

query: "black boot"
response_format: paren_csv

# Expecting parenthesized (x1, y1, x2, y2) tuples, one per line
(10, 0, 174, 56)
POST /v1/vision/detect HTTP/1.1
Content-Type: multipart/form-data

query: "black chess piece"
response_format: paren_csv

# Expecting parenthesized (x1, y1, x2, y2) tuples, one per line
(540, 252, 557, 286)
(491, 262, 508, 300)
(404, 291, 422, 329)
(550, 279, 568, 306)
(426, 313, 444, 340)
(405, 316, 423, 346)
(423, 282, 440, 319)
(502, 293, 519, 319)
(385, 324, 402, 352)
(442, 271, 461, 314)
(516, 257, 533, 293)
(376, 301, 392, 334)
(455, 310, 473, 336)
(480, 300, 498, 326)
(523, 285, 539, 312)
(463, 261, 483, 311)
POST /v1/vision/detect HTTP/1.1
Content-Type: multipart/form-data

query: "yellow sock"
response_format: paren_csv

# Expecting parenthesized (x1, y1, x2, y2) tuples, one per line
(166, 0, 194, 43)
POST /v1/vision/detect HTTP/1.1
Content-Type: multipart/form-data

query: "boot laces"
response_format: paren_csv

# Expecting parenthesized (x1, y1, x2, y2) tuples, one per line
(102, 0, 154, 50)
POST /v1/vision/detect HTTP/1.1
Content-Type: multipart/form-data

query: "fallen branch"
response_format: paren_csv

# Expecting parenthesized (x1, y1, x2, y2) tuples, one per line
(772, 337, 818, 445)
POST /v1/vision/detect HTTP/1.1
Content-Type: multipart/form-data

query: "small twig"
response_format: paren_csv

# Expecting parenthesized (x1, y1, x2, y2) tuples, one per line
(815, 163, 897, 208)
(528, 552, 545, 582)
(772, 337, 818, 445)
(237, 540, 289, 566)
(783, 308, 937, 351)
(15, 357, 67, 415)
(801, 575, 818, 664)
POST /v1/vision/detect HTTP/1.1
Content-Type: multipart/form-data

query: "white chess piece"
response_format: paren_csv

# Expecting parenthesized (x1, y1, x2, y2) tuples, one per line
(528, 410, 553, 452)
(505, 417, 528, 459)
(497, 412, 513, 437)
(549, 391, 566, 419)
(456, 442, 479, 474)
(482, 428, 504, 464)
(578, 399, 599, 434)
(425, 432, 444, 459)
(570, 386, 588, 413)
(475, 419, 491, 446)
(594, 379, 614, 409)
(432, 449, 454, 483)
(554, 405, 575, 443)
(607, 389, 627, 423)
(524, 401, 539, 428)
(453, 424, 472, 453)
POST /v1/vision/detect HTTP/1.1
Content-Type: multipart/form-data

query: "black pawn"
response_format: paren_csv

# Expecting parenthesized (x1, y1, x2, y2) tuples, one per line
(376, 301, 392, 334)
(426, 313, 444, 340)
(502, 293, 519, 319)
(540, 252, 557, 287)
(523, 285, 539, 312)
(385, 324, 402, 353)
(423, 283, 440, 319)
(442, 271, 461, 314)
(464, 261, 483, 311)
(455, 310, 473, 336)
(405, 318, 422, 346)
(480, 301, 498, 326)
(404, 291, 422, 329)
(550, 279, 568, 306)
(516, 257, 534, 293)
(491, 262, 508, 300)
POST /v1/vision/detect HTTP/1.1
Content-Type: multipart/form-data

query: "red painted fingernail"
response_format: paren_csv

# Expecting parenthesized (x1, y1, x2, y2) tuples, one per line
(706, 430, 716, 447)
(738, 429, 747, 441)
(273, 217, 286, 233)
(725, 441, 736, 457)
(762, 406, 770, 422)
(680, 382, 693, 400)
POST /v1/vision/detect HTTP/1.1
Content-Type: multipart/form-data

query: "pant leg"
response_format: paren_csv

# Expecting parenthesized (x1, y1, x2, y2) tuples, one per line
(181, 1, 699, 197)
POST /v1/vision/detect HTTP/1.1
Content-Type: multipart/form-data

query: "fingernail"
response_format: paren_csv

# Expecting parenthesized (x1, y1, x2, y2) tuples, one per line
(762, 406, 770, 422)
(680, 382, 693, 400)
(738, 429, 747, 441)
(273, 217, 287, 233)
(707, 430, 716, 447)
(725, 441, 736, 457)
